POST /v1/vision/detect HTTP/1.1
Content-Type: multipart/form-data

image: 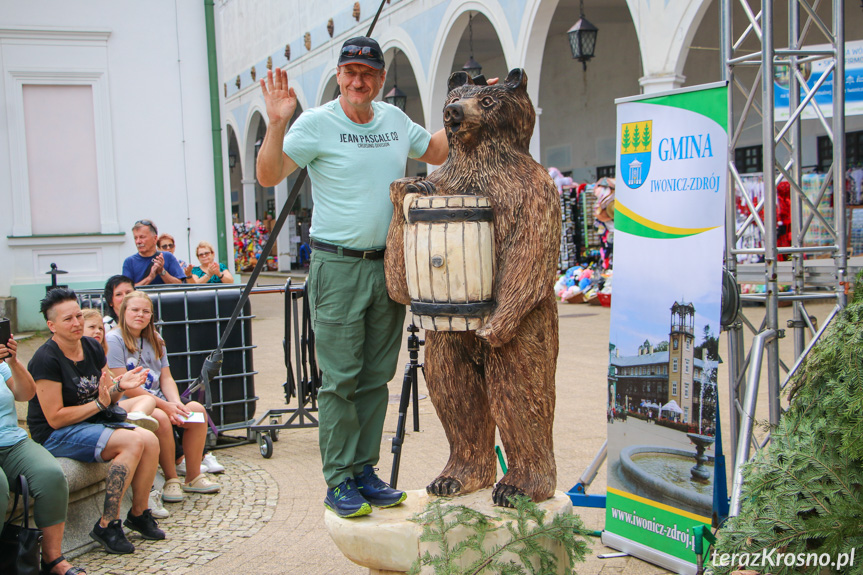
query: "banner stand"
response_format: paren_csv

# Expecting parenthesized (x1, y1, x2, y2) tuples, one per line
(602, 531, 699, 575)
(567, 440, 608, 509)
(601, 80, 729, 574)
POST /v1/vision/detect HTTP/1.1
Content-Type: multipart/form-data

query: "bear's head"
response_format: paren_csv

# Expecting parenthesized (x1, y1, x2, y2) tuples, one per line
(443, 68, 535, 153)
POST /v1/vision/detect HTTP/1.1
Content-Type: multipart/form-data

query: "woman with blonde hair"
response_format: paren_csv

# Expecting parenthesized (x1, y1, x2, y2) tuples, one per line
(105, 291, 220, 507)
(189, 241, 233, 284)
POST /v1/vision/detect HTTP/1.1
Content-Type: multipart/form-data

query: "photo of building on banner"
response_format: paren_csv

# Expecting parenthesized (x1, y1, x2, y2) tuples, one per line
(601, 83, 728, 575)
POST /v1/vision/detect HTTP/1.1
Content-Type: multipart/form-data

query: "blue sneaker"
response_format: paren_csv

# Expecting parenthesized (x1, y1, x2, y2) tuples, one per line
(356, 465, 407, 508)
(325, 478, 372, 518)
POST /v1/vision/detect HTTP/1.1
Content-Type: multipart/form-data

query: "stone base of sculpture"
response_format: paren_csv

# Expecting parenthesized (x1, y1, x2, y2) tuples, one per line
(324, 488, 573, 574)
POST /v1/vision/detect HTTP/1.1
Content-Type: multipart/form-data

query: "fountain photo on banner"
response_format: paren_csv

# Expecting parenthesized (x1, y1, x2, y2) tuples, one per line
(602, 82, 728, 575)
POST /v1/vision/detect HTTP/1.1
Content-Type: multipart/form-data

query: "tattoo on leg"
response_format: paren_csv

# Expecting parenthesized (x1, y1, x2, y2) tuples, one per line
(103, 462, 130, 521)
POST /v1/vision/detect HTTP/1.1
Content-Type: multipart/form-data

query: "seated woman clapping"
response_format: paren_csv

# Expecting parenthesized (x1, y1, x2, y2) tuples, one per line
(189, 242, 233, 284)
(27, 289, 164, 555)
(1, 335, 86, 575)
(105, 291, 220, 506)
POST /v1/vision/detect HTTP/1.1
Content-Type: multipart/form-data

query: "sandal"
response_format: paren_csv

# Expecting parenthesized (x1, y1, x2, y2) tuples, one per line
(182, 473, 221, 494)
(41, 555, 86, 575)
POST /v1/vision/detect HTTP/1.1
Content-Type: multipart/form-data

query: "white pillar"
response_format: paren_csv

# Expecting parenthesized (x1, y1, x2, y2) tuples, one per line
(530, 106, 542, 162)
(241, 179, 256, 224)
(273, 179, 298, 272)
(626, 0, 713, 94)
(639, 73, 687, 94)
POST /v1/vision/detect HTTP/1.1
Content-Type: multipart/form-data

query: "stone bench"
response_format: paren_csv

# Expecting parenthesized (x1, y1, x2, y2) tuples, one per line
(6, 404, 134, 557)
(4, 457, 134, 556)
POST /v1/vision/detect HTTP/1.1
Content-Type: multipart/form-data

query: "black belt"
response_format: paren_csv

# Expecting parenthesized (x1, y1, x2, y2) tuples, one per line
(311, 239, 386, 260)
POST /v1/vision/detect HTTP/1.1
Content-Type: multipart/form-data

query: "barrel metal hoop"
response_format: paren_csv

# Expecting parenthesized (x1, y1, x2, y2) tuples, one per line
(411, 300, 495, 317)
(408, 207, 493, 223)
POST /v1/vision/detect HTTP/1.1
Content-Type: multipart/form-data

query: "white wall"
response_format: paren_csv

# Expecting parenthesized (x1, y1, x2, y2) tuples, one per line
(0, 0, 221, 329)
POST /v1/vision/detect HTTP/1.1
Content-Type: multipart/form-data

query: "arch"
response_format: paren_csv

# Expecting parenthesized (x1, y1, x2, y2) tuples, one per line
(519, 0, 560, 104)
(378, 33, 431, 127)
(518, 0, 561, 159)
(427, 2, 515, 135)
(241, 109, 267, 223)
(625, 0, 714, 93)
(317, 65, 340, 107)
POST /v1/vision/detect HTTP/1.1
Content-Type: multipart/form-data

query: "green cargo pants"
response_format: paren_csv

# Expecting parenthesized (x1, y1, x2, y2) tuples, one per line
(308, 249, 406, 488)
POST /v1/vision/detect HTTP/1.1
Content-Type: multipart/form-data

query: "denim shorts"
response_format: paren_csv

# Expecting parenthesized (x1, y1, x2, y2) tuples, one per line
(42, 422, 127, 463)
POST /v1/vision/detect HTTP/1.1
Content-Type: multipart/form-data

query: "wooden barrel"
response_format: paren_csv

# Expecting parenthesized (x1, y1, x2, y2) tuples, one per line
(403, 194, 495, 331)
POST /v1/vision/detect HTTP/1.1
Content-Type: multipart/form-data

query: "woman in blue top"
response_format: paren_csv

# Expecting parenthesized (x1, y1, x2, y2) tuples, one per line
(189, 241, 233, 284)
(0, 336, 86, 575)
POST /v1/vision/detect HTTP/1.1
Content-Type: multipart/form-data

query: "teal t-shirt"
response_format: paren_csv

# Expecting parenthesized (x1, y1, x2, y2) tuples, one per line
(0, 362, 28, 447)
(283, 99, 431, 250)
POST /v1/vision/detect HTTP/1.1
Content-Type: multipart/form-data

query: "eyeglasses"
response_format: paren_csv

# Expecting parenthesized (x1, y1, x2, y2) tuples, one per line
(160, 243, 174, 249)
(133, 219, 158, 235)
(341, 45, 383, 61)
(197, 251, 213, 257)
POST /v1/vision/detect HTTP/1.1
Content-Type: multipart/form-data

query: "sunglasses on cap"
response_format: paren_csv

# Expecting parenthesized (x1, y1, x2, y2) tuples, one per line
(134, 219, 158, 235)
(340, 45, 383, 62)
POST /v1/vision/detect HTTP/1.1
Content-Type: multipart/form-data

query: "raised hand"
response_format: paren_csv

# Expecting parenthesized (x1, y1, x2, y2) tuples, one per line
(118, 366, 148, 391)
(261, 68, 297, 126)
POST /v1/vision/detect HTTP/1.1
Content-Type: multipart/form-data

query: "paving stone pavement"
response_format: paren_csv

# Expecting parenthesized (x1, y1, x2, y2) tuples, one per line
(71, 453, 277, 575)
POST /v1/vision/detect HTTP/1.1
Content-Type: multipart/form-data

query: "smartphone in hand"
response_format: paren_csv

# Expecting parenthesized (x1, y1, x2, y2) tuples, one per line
(0, 318, 11, 360)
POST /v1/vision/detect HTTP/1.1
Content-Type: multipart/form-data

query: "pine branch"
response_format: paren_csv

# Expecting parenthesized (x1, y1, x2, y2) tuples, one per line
(409, 495, 588, 575)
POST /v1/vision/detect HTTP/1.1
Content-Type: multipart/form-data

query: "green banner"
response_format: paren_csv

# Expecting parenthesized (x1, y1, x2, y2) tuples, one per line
(603, 82, 728, 575)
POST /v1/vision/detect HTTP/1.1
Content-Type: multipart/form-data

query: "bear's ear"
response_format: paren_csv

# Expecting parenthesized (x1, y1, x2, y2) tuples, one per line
(448, 71, 473, 92)
(504, 68, 528, 92)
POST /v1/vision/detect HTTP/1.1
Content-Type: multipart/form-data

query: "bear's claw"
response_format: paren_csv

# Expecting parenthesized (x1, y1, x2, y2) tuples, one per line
(406, 180, 436, 196)
(492, 482, 526, 507)
(426, 476, 464, 497)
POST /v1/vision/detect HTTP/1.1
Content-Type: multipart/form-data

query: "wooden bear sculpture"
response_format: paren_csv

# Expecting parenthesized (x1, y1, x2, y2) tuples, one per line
(384, 69, 561, 507)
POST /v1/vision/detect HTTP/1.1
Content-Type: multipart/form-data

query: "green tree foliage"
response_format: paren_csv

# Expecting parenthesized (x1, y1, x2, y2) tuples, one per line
(622, 126, 632, 153)
(712, 295, 863, 574)
(695, 325, 720, 362)
(408, 496, 590, 575)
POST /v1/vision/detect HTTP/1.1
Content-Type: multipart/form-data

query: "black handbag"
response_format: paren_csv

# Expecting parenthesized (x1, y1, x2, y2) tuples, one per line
(87, 402, 128, 425)
(0, 475, 43, 575)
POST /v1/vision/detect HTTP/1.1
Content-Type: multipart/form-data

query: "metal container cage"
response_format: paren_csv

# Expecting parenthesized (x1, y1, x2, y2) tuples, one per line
(76, 284, 258, 433)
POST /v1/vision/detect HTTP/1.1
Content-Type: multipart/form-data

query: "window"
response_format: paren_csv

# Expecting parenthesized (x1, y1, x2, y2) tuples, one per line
(597, 165, 616, 178)
(673, 339, 679, 350)
(735, 145, 763, 173)
(673, 358, 678, 373)
(685, 339, 690, 350)
(684, 406, 689, 420)
(685, 383, 689, 399)
(817, 130, 863, 173)
(672, 381, 678, 396)
(685, 359, 690, 374)
(2, 28, 118, 238)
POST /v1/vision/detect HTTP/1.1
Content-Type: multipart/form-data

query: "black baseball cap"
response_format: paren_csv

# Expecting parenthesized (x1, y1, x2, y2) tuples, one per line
(338, 36, 385, 70)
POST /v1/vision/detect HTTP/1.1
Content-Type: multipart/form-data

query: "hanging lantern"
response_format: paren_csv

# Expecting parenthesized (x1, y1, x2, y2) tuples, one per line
(384, 85, 407, 111)
(567, 0, 598, 71)
(385, 49, 407, 111)
(462, 13, 483, 78)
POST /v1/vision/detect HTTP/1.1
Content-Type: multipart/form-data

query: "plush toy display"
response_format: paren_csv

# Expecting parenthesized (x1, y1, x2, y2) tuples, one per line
(385, 69, 561, 507)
